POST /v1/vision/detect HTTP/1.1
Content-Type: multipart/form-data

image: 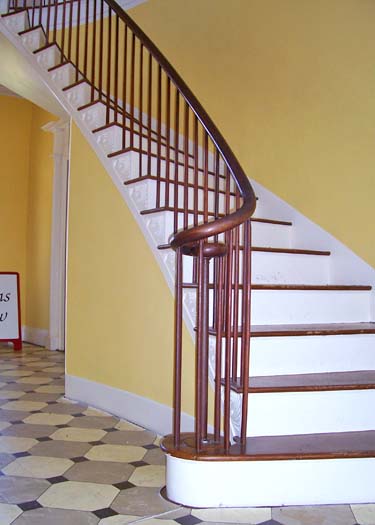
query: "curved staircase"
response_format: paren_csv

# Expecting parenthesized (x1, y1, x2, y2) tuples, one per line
(1, 0, 375, 507)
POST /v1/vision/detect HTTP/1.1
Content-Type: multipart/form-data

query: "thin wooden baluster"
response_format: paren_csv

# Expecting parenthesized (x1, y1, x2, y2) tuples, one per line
(52, 0, 58, 43)
(105, 7, 112, 124)
(60, 0, 66, 62)
(240, 220, 252, 446)
(121, 24, 128, 149)
(138, 43, 143, 177)
(156, 64, 162, 208)
(74, 0, 81, 80)
(130, 32, 135, 148)
(173, 91, 180, 233)
(38, 0, 42, 26)
(31, 0, 35, 29)
(183, 102, 189, 229)
(214, 254, 224, 441)
(195, 241, 204, 451)
(146, 52, 153, 175)
(173, 247, 183, 448)
(224, 231, 233, 452)
(193, 116, 199, 228)
(45, 0, 51, 43)
(113, 15, 119, 123)
(67, 0, 73, 61)
(231, 226, 240, 380)
(165, 77, 171, 206)
(203, 132, 209, 223)
(90, 0, 97, 101)
(98, 0, 104, 99)
(82, 0, 89, 77)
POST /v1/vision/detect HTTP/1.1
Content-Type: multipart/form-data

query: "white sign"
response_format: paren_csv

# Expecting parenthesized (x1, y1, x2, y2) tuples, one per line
(0, 273, 20, 341)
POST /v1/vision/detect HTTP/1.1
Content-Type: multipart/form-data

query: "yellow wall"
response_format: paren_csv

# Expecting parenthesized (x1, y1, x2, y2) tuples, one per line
(0, 96, 32, 319)
(25, 105, 57, 330)
(66, 123, 195, 410)
(130, 0, 375, 267)
(0, 96, 56, 332)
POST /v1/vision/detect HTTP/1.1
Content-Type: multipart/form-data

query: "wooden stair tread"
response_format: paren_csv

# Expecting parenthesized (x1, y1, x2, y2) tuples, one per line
(208, 322, 375, 337)
(141, 207, 292, 225)
(227, 370, 375, 393)
(162, 430, 375, 461)
(231, 430, 375, 460)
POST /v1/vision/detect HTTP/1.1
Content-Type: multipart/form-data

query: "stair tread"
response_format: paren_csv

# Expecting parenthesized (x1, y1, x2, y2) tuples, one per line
(162, 430, 375, 461)
(227, 370, 375, 393)
(141, 207, 292, 225)
(248, 321, 375, 337)
(231, 430, 375, 460)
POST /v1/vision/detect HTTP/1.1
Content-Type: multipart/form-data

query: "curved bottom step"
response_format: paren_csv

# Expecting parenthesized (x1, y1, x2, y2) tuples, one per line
(163, 431, 375, 507)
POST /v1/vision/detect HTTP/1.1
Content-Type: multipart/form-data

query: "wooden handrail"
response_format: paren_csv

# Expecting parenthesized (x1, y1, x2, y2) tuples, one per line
(7, 0, 256, 456)
(105, 0, 256, 248)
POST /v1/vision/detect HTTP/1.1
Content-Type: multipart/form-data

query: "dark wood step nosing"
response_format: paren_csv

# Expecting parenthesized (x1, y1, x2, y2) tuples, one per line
(32, 42, 57, 54)
(161, 431, 375, 461)
(18, 24, 44, 36)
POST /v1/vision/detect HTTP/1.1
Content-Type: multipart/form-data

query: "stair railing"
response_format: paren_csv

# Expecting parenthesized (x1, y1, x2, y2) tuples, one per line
(7, 0, 257, 454)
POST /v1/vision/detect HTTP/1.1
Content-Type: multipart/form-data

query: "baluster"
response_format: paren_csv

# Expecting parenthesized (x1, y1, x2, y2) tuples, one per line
(240, 219, 252, 446)
(67, 0, 73, 62)
(105, 6, 112, 124)
(121, 24, 128, 149)
(82, 0, 89, 78)
(231, 226, 240, 381)
(75, 0, 81, 81)
(173, 90, 179, 233)
(147, 52, 152, 176)
(203, 132, 209, 223)
(60, 0, 66, 63)
(138, 43, 143, 177)
(183, 102, 189, 229)
(214, 252, 225, 442)
(90, 0, 97, 101)
(129, 32, 135, 148)
(165, 77, 171, 207)
(223, 231, 233, 452)
(98, 0, 104, 99)
(173, 247, 183, 448)
(156, 65, 162, 208)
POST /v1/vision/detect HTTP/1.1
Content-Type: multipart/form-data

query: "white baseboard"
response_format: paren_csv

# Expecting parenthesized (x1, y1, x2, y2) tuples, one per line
(65, 373, 195, 436)
(22, 326, 49, 348)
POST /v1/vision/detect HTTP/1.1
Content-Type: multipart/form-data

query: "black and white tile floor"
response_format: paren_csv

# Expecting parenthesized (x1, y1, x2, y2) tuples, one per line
(0, 343, 373, 524)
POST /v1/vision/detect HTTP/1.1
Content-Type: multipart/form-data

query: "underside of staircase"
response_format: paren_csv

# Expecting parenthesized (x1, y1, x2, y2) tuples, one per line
(1, 0, 375, 508)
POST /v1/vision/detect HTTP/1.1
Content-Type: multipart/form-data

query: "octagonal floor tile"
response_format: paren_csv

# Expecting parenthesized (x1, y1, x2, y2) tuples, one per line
(0, 436, 38, 453)
(2, 423, 58, 439)
(0, 370, 34, 377)
(38, 481, 119, 511)
(272, 505, 357, 525)
(111, 486, 178, 516)
(114, 421, 143, 431)
(68, 416, 119, 430)
(143, 448, 165, 466)
(0, 503, 22, 524)
(23, 413, 73, 426)
(128, 465, 165, 487)
(0, 390, 25, 400)
(0, 421, 11, 431)
(12, 507, 100, 525)
(0, 475, 50, 503)
(102, 430, 156, 447)
(351, 504, 375, 525)
(64, 460, 134, 484)
(29, 440, 92, 458)
(192, 508, 272, 524)
(2, 400, 47, 412)
(3, 455, 73, 479)
(85, 444, 145, 463)
(50, 427, 106, 443)
(16, 377, 53, 385)
(98, 515, 139, 524)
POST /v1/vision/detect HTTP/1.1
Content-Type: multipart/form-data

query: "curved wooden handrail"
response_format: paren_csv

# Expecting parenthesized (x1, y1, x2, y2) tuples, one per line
(105, 0, 257, 249)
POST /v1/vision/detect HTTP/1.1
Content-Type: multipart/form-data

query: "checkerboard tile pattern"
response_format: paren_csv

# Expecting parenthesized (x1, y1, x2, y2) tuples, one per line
(0, 343, 368, 524)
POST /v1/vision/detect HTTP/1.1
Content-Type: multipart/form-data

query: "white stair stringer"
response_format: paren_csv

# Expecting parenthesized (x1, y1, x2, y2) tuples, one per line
(2, 11, 375, 508)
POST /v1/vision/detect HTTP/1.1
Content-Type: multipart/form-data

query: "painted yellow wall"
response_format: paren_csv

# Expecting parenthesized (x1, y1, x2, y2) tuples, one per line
(0, 96, 32, 319)
(25, 105, 57, 330)
(130, 0, 375, 267)
(0, 96, 56, 332)
(66, 123, 195, 410)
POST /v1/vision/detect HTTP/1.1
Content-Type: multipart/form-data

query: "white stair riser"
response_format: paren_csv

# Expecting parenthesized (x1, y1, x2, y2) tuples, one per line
(49, 62, 78, 90)
(246, 333, 375, 376)
(21, 26, 45, 52)
(184, 288, 371, 327)
(252, 289, 371, 324)
(163, 249, 329, 286)
(167, 455, 375, 507)
(142, 210, 292, 249)
(244, 389, 375, 436)
(64, 82, 92, 109)
(2, 10, 29, 33)
(35, 44, 60, 70)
